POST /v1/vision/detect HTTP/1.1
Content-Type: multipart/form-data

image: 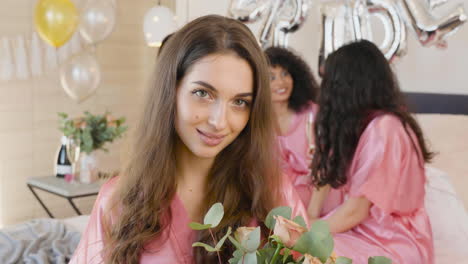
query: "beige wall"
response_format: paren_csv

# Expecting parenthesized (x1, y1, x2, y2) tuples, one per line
(0, 0, 174, 227)
(177, 0, 468, 95)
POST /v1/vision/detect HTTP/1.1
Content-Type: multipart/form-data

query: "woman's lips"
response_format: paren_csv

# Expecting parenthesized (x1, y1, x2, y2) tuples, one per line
(197, 129, 226, 146)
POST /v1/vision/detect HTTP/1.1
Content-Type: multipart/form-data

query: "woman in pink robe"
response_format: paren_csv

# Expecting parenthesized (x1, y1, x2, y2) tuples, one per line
(264, 47, 321, 208)
(310, 40, 434, 264)
(71, 174, 306, 264)
(70, 15, 307, 264)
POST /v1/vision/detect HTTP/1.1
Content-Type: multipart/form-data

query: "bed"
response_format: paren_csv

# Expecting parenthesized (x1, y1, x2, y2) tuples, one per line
(406, 92, 468, 263)
(0, 215, 89, 264)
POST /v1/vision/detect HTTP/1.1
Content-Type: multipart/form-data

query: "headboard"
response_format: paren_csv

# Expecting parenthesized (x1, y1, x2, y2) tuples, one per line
(405, 92, 468, 115)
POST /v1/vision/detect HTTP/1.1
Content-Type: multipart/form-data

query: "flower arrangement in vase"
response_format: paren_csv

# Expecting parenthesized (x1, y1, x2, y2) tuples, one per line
(58, 111, 127, 183)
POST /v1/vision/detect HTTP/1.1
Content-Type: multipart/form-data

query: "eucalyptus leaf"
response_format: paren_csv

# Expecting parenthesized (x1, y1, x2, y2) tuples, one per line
(368, 256, 392, 264)
(293, 229, 334, 263)
(228, 235, 244, 251)
(257, 247, 276, 263)
(292, 215, 307, 228)
(188, 222, 212, 230)
(228, 249, 244, 264)
(215, 227, 232, 250)
(192, 242, 218, 252)
(336, 256, 353, 264)
(310, 220, 331, 234)
(265, 206, 292, 229)
(204, 203, 224, 228)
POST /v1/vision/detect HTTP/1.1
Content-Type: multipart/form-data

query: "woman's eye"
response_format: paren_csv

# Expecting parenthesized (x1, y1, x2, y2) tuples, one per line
(234, 99, 249, 107)
(270, 75, 276, 81)
(281, 71, 289, 77)
(193, 89, 208, 98)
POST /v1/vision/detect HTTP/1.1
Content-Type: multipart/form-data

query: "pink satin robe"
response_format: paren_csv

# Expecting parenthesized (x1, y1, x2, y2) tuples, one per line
(70, 175, 307, 263)
(277, 102, 341, 212)
(323, 114, 434, 264)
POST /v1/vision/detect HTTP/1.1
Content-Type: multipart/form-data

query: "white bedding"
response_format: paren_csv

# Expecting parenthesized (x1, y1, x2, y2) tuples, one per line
(60, 215, 90, 234)
(425, 166, 468, 263)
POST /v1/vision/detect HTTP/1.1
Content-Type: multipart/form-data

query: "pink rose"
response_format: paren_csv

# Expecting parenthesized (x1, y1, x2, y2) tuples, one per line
(234, 227, 256, 244)
(303, 254, 322, 264)
(73, 118, 84, 128)
(107, 120, 117, 127)
(325, 252, 338, 264)
(273, 215, 307, 248)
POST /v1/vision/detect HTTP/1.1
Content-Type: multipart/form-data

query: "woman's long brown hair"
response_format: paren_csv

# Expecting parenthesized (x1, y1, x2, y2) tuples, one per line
(311, 40, 433, 189)
(105, 15, 282, 263)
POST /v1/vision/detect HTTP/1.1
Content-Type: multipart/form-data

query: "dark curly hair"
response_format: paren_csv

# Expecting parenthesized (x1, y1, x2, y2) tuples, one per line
(265, 47, 318, 112)
(311, 40, 433, 188)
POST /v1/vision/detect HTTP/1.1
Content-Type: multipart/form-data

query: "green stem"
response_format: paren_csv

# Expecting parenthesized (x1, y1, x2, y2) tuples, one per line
(209, 229, 222, 264)
(270, 244, 283, 264)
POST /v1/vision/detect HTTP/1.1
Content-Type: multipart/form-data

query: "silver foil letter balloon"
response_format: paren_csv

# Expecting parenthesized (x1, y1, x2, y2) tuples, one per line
(399, 0, 466, 46)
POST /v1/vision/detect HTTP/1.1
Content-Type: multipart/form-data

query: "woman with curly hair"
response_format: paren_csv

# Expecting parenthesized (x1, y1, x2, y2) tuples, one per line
(311, 40, 434, 263)
(265, 47, 334, 215)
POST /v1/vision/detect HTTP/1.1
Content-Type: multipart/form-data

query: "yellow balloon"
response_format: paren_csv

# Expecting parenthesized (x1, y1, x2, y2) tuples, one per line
(34, 0, 79, 48)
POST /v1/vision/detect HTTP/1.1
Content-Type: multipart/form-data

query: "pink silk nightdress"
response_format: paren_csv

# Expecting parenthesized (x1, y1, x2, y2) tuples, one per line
(278, 102, 342, 212)
(326, 114, 434, 264)
(70, 174, 307, 263)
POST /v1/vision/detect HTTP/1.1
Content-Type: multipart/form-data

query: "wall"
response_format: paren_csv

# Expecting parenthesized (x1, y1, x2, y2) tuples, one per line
(176, 0, 468, 95)
(0, 0, 174, 227)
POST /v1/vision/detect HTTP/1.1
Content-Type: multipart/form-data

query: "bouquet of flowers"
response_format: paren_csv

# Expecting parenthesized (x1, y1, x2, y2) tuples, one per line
(189, 203, 391, 264)
(58, 111, 127, 154)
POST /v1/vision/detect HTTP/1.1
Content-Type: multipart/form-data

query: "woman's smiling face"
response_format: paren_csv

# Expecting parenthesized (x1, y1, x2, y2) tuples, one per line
(175, 53, 254, 158)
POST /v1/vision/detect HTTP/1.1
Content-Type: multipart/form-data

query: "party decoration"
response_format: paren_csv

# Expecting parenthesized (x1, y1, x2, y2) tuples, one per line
(319, 0, 407, 70)
(31, 33, 43, 76)
(45, 42, 59, 71)
(60, 52, 101, 103)
(230, 0, 312, 47)
(266, 0, 312, 47)
(367, 0, 407, 60)
(230, 0, 465, 68)
(399, 0, 467, 47)
(0, 37, 14, 81)
(230, 0, 272, 22)
(13, 36, 29, 80)
(143, 5, 177, 47)
(79, 0, 116, 44)
(34, 0, 79, 48)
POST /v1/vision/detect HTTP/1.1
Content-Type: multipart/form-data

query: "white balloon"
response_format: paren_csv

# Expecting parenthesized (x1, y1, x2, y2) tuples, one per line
(143, 6, 177, 47)
(79, 0, 116, 44)
(60, 52, 101, 103)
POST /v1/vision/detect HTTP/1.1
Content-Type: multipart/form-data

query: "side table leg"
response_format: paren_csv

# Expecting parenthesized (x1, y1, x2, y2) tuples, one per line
(67, 198, 82, 215)
(27, 184, 54, 218)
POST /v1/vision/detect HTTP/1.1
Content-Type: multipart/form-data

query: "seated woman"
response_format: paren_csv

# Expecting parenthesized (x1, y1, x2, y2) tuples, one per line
(70, 15, 306, 264)
(310, 40, 434, 264)
(264, 47, 321, 207)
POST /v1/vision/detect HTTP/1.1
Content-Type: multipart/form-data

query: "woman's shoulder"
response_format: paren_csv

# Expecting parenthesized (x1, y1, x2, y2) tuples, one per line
(362, 113, 420, 155)
(96, 176, 119, 206)
(367, 113, 409, 139)
(298, 101, 318, 115)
